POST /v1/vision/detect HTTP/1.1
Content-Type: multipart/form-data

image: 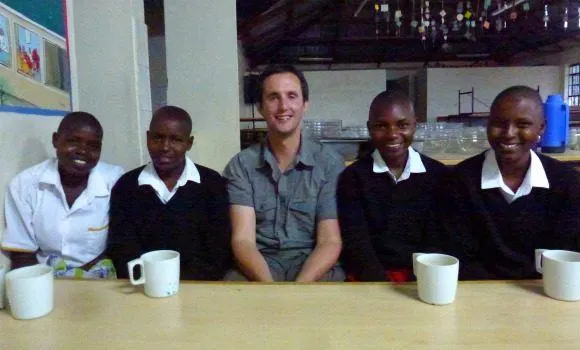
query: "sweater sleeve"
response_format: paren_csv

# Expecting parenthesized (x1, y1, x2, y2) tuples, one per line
(181, 173, 232, 280)
(107, 177, 143, 279)
(337, 166, 385, 281)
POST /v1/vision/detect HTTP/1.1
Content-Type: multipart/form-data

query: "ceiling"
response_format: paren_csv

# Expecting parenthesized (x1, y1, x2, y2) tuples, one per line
(236, 0, 580, 67)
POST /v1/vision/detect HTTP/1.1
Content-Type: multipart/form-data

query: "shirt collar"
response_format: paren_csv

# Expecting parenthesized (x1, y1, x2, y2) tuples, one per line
(138, 156, 201, 189)
(372, 147, 426, 182)
(257, 136, 316, 169)
(481, 149, 549, 198)
(40, 158, 109, 197)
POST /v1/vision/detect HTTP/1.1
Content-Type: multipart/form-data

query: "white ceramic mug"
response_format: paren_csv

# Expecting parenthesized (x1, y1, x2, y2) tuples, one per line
(413, 253, 459, 305)
(535, 249, 580, 301)
(5, 264, 54, 320)
(0, 264, 6, 309)
(127, 250, 180, 298)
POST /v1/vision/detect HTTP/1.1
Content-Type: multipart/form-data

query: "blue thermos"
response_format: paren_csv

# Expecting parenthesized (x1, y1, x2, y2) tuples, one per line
(541, 94, 569, 153)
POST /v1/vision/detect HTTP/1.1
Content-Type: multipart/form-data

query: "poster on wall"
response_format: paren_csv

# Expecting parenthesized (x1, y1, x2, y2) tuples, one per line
(44, 39, 69, 91)
(0, 14, 10, 67)
(15, 23, 41, 81)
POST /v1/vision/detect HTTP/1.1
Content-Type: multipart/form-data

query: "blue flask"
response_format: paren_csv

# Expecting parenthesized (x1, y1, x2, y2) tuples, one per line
(541, 94, 569, 153)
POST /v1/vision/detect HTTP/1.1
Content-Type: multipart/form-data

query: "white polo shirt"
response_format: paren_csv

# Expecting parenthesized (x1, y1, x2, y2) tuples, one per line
(372, 147, 427, 183)
(137, 156, 201, 204)
(2, 158, 124, 267)
(481, 149, 550, 203)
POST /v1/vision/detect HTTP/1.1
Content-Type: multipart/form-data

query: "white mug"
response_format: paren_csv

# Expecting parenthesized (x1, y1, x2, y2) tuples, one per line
(0, 264, 6, 309)
(413, 253, 459, 305)
(5, 264, 54, 320)
(127, 250, 180, 298)
(535, 249, 580, 301)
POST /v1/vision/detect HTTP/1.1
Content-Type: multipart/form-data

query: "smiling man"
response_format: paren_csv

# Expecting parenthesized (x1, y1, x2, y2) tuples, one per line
(2, 112, 124, 278)
(107, 106, 231, 280)
(223, 65, 345, 282)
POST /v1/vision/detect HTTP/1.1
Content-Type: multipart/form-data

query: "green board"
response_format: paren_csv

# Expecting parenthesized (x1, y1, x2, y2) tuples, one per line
(0, 0, 64, 36)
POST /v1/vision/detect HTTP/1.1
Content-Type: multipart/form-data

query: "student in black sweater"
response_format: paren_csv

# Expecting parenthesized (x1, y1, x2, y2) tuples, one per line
(442, 86, 580, 280)
(337, 90, 448, 282)
(107, 106, 231, 280)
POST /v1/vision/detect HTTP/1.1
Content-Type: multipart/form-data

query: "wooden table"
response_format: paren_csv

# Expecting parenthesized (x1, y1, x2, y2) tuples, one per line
(1, 280, 579, 349)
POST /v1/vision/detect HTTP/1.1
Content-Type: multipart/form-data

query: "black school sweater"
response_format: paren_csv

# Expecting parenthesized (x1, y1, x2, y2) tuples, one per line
(442, 152, 580, 280)
(107, 164, 232, 280)
(337, 152, 449, 281)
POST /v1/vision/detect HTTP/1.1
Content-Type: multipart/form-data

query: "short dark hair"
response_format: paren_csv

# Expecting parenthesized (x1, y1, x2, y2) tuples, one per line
(368, 90, 415, 120)
(491, 86, 543, 115)
(150, 105, 193, 135)
(57, 111, 103, 137)
(256, 64, 309, 105)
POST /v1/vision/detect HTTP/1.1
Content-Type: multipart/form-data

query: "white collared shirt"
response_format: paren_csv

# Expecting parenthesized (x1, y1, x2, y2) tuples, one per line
(372, 147, 426, 183)
(481, 149, 550, 204)
(138, 156, 201, 204)
(2, 158, 124, 267)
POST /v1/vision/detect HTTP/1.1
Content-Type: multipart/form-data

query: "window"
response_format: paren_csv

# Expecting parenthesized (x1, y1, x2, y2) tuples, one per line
(569, 64, 580, 107)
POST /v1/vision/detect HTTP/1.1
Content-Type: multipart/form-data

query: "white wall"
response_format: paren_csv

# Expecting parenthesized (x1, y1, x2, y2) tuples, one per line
(164, 0, 240, 172)
(426, 66, 562, 121)
(304, 69, 415, 126)
(304, 69, 388, 126)
(0, 110, 64, 266)
(66, 0, 150, 170)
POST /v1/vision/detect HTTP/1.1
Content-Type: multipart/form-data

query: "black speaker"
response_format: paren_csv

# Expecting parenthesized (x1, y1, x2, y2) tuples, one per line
(243, 74, 259, 104)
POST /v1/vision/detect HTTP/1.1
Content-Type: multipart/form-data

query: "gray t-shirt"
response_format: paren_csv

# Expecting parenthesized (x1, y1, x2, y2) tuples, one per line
(223, 137, 344, 253)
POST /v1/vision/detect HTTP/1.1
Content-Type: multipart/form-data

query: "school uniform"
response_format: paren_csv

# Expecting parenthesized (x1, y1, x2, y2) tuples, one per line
(337, 148, 448, 282)
(2, 158, 124, 278)
(442, 150, 580, 280)
(107, 157, 232, 280)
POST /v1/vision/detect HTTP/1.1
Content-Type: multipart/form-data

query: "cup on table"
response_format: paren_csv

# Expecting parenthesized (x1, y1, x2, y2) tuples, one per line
(127, 250, 180, 298)
(0, 264, 6, 309)
(412, 253, 459, 305)
(5, 264, 54, 320)
(535, 249, 580, 301)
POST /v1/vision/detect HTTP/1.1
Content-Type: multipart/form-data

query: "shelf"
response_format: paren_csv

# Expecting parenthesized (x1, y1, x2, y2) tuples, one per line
(319, 138, 369, 143)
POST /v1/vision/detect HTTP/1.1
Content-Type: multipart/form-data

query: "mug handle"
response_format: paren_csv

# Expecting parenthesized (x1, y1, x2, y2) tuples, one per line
(412, 253, 424, 276)
(535, 249, 547, 274)
(127, 258, 145, 285)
